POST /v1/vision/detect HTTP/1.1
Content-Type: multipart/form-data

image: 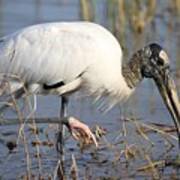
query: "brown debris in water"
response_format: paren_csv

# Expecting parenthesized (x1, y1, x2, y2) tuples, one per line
(6, 140, 17, 152)
(31, 140, 54, 147)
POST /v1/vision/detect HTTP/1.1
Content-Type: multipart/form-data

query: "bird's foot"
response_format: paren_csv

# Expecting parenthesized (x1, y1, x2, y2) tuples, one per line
(63, 117, 98, 147)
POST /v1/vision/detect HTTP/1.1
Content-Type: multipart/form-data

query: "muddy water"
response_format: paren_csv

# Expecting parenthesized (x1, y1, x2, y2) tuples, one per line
(0, 0, 179, 179)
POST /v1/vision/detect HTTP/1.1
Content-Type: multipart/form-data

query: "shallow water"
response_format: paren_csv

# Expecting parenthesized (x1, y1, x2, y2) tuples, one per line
(0, 0, 179, 179)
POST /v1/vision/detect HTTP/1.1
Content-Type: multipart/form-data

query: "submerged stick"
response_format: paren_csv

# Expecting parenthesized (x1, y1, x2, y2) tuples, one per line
(0, 117, 62, 125)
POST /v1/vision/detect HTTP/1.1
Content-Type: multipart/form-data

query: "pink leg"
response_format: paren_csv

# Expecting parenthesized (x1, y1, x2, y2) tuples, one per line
(66, 117, 98, 147)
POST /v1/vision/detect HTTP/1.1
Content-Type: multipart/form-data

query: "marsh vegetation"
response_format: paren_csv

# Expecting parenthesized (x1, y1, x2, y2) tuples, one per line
(0, 0, 179, 179)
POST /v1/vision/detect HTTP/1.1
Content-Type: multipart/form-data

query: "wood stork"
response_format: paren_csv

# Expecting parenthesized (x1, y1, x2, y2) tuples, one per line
(0, 22, 179, 149)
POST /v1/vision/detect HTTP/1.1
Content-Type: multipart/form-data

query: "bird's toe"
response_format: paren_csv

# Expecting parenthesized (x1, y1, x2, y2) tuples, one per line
(67, 117, 98, 147)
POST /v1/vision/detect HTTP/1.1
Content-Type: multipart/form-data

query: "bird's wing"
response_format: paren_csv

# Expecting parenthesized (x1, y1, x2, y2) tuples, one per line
(0, 22, 125, 99)
(0, 23, 94, 86)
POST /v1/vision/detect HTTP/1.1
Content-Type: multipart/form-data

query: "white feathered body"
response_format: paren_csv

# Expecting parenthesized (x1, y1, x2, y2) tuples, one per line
(0, 22, 132, 104)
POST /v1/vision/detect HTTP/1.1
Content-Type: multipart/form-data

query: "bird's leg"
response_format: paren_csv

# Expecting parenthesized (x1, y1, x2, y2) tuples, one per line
(56, 96, 68, 158)
(56, 96, 68, 178)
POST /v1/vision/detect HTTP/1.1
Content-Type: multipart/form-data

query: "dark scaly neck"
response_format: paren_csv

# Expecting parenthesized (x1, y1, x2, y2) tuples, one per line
(122, 50, 144, 89)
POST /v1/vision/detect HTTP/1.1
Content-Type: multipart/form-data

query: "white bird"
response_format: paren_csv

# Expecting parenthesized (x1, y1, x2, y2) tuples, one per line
(0, 22, 179, 150)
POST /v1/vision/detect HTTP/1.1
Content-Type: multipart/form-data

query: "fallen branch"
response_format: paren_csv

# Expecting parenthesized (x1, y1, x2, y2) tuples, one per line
(0, 117, 61, 125)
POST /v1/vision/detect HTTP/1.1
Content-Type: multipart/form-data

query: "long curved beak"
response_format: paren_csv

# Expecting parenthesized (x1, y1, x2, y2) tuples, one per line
(154, 69, 180, 146)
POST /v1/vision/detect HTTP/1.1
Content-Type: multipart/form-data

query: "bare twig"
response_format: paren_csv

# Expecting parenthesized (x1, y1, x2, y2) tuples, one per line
(125, 118, 178, 141)
(70, 154, 79, 180)
(0, 117, 63, 125)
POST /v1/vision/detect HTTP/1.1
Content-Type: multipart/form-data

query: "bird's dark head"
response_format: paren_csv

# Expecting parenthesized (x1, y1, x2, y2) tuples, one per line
(141, 43, 169, 78)
(141, 43, 180, 146)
